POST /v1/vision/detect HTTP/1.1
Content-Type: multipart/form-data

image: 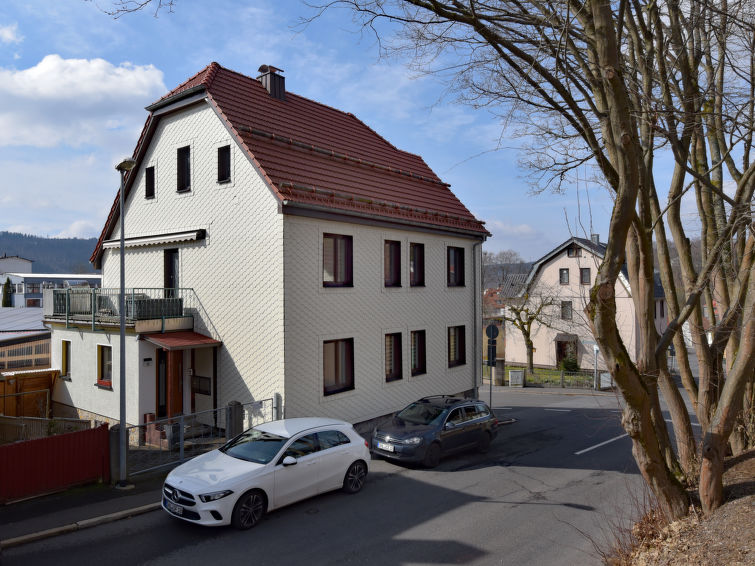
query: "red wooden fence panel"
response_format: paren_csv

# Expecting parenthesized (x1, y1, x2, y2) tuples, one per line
(0, 423, 110, 503)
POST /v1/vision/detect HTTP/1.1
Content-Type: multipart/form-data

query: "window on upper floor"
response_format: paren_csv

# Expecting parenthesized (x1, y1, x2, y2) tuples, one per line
(97, 344, 112, 387)
(177, 145, 191, 192)
(580, 267, 591, 285)
(384, 240, 401, 287)
(323, 338, 354, 396)
(409, 243, 425, 287)
(323, 234, 353, 287)
(411, 330, 426, 376)
(657, 300, 665, 319)
(561, 301, 573, 320)
(559, 268, 569, 285)
(385, 332, 402, 382)
(448, 325, 466, 367)
(217, 145, 231, 183)
(567, 246, 582, 257)
(447, 246, 465, 287)
(145, 166, 155, 199)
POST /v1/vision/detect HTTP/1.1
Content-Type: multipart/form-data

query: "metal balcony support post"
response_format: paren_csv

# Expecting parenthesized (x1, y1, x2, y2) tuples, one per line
(65, 288, 70, 328)
(91, 288, 96, 332)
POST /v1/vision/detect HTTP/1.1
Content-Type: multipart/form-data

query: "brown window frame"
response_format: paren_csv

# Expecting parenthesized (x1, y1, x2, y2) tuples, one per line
(448, 325, 466, 367)
(409, 243, 425, 287)
(323, 234, 353, 287)
(217, 145, 231, 183)
(96, 344, 112, 388)
(447, 246, 465, 287)
(145, 166, 155, 199)
(580, 267, 591, 285)
(61, 340, 71, 379)
(385, 332, 402, 382)
(411, 330, 426, 376)
(323, 338, 355, 396)
(177, 145, 191, 192)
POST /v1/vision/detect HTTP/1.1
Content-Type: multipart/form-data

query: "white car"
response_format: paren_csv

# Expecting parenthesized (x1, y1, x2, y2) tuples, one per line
(162, 417, 370, 529)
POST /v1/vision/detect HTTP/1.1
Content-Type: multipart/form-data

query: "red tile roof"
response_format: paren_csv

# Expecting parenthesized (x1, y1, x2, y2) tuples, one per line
(92, 63, 487, 265)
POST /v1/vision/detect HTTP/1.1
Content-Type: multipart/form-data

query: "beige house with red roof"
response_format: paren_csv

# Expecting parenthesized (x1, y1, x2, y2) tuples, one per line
(46, 63, 488, 427)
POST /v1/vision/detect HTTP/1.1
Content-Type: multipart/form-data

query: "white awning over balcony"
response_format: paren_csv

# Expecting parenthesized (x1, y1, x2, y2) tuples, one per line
(102, 229, 206, 250)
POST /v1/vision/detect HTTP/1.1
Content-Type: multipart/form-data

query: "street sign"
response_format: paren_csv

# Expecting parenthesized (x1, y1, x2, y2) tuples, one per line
(485, 323, 499, 339)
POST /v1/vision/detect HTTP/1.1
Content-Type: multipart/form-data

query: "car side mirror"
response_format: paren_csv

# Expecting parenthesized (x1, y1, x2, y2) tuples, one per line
(444, 422, 456, 430)
(282, 456, 297, 466)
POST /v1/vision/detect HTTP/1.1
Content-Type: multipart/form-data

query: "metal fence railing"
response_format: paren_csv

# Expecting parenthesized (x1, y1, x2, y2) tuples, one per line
(0, 415, 91, 444)
(126, 398, 275, 476)
(44, 287, 199, 325)
(484, 365, 602, 389)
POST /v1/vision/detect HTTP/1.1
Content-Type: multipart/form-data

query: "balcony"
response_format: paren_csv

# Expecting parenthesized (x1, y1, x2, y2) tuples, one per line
(43, 288, 198, 333)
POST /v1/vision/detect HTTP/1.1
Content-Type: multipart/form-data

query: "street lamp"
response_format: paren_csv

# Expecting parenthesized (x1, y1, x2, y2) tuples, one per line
(115, 157, 136, 489)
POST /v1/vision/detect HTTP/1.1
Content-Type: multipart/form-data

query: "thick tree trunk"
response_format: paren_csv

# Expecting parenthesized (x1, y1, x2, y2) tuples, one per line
(700, 266, 755, 513)
(525, 338, 534, 373)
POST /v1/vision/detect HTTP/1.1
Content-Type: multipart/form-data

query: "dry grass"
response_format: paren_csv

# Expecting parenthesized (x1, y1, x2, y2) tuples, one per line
(600, 448, 755, 566)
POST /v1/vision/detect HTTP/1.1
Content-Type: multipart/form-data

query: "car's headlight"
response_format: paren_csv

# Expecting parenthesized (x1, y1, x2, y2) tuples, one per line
(404, 437, 422, 445)
(199, 490, 234, 502)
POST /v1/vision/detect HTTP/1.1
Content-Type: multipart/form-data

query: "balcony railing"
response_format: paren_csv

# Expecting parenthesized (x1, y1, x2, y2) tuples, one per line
(44, 288, 198, 327)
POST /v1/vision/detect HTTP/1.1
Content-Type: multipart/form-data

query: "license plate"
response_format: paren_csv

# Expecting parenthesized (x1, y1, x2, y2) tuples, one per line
(376, 441, 395, 452)
(164, 498, 183, 516)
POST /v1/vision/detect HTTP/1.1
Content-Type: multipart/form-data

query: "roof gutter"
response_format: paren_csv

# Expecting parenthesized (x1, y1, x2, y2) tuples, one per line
(281, 200, 488, 240)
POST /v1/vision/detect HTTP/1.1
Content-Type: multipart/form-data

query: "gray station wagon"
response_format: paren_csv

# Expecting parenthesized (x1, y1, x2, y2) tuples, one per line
(371, 396, 498, 468)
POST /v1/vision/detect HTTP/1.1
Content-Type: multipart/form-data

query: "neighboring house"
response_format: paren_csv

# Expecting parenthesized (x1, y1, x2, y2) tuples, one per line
(0, 254, 33, 275)
(0, 307, 49, 373)
(45, 63, 489, 428)
(2, 273, 101, 308)
(504, 235, 667, 370)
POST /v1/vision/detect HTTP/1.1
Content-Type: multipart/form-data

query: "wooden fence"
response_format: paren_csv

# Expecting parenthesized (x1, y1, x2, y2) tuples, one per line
(0, 423, 110, 503)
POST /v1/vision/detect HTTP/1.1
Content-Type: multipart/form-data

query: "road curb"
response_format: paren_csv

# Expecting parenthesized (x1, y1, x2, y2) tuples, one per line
(0, 502, 161, 550)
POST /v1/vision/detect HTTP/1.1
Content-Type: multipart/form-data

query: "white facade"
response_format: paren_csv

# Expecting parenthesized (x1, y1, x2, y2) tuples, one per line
(50, 100, 482, 426)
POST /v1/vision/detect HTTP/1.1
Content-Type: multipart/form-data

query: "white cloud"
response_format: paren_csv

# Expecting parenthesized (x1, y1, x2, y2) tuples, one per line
(0, 23, 23, 44)
(55, 220, 102, 239)
(0, 55, 165, 148)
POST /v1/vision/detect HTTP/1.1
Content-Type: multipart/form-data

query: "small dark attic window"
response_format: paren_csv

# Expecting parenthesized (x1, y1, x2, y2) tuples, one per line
(145, 166, 155, 199)
(218, 145, 231, 183)
(177, 145, 191, 192)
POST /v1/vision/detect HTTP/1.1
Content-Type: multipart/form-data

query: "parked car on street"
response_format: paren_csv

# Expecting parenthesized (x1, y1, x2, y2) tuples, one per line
(162, 417, 370, 529)
(371, 396, 498, 468)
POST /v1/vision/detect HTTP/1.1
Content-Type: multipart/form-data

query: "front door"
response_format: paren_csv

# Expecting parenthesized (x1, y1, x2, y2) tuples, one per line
(156, 348, 183, 418)
(157, 349, 167, 418)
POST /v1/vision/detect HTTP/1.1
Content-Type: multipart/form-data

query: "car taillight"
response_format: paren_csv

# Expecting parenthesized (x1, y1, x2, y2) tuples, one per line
(364, 440, 369, 448)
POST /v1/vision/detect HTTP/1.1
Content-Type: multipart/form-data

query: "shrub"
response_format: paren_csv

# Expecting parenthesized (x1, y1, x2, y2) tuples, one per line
(559, 356, 579, 372)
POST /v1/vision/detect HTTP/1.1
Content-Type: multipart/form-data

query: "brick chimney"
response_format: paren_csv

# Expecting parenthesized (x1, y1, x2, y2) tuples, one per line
(257, 64, 285, 101)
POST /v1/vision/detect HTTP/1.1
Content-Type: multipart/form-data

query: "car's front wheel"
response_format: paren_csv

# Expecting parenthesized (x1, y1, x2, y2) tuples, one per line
(231, 489, 267, 530)
(423, 442, 441, 468)
(342, 460, 367, 494)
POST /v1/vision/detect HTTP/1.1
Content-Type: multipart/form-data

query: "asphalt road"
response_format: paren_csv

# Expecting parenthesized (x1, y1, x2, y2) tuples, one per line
(2, 390, 644, 566)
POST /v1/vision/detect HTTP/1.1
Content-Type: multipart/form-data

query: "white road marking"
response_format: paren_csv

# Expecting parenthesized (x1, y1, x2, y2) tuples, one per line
(574, 433, 629, 455)
(544, 408, 571, 412)
(665, 419, 701, 428)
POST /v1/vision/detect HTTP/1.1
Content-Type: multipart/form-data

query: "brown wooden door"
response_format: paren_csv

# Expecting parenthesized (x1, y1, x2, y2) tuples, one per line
(167, 350, 183, 417)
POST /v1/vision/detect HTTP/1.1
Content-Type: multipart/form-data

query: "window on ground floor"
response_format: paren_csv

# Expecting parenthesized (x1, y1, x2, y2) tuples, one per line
(97, 344, 112, 387)
(61, 340, 71, 378)
(385, 332, 402, 382)
(323, 338, 354, 396)
(448, 325, 466, 367)
(411, 330, 426, 376)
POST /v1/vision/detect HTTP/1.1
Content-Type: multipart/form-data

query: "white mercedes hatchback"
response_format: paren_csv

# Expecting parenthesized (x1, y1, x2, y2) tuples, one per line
(162, 417, 370, 529)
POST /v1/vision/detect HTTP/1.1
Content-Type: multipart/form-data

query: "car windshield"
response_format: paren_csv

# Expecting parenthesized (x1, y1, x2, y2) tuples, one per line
(396, 403, 447, 425)
(220, 428, 288, 464)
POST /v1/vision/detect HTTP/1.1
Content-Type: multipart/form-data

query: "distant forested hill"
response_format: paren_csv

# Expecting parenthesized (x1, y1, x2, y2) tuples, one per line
(0, 232, 99, 274)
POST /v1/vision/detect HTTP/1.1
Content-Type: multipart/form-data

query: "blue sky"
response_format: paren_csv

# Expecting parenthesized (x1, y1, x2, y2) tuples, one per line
(0, 0, 623, 260)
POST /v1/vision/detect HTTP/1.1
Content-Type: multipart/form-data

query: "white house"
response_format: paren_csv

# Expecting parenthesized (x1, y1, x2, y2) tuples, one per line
(45, 63, 489, 428)
(504, 235, 667, 370)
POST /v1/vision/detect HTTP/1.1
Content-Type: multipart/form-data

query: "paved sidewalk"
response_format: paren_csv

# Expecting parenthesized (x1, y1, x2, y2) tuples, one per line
(0, 471, 166, 550)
